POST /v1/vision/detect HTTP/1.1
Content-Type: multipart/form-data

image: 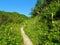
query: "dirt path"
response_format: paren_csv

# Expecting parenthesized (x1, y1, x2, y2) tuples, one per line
(20, 27, 33, 45)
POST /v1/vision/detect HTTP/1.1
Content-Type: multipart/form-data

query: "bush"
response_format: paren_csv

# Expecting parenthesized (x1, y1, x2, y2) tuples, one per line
(0, 23, 23, 45)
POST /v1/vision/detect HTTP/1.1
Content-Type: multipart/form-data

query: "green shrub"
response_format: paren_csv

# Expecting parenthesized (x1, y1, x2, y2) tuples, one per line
(0, 23, 23, 45)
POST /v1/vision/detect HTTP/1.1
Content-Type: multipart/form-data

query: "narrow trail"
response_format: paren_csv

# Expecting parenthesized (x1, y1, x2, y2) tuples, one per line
(20, 27, 33, 45)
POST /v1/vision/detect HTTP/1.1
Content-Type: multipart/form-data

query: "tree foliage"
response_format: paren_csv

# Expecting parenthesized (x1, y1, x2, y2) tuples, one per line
(31, 0, 60, 17)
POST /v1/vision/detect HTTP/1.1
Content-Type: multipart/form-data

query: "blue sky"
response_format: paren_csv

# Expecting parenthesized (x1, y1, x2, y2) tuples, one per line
(0, 0, 37, 16)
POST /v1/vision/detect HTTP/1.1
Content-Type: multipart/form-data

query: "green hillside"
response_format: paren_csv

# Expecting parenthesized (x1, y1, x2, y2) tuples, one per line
(23, 0, 60, 45)
(0, 11, 27, 45)
(0, 11, 28, 25)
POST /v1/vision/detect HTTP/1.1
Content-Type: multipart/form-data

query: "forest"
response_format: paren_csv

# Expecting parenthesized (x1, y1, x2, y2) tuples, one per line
(0, 0, 60, 45)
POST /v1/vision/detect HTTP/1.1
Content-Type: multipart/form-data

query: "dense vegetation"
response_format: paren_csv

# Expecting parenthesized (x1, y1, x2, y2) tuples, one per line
(0, 11, 27, 45)
(0, 0, 60, 45)
(23, 0, 60, 45)
(0, 23, 23, 45)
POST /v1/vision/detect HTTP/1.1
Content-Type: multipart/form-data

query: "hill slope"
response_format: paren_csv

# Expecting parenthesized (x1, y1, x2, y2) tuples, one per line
(22, 1, 60, 45)
(0, 11, 28, 25)
(0, 11, 28, 45)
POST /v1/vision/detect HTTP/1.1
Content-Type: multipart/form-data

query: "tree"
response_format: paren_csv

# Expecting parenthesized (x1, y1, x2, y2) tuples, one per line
(31, 0, 46, 17)
(31, 0, 53, 17)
